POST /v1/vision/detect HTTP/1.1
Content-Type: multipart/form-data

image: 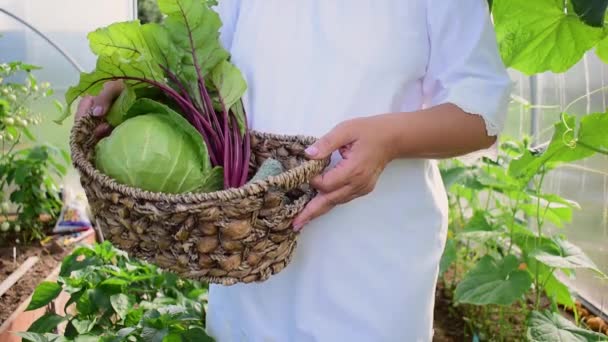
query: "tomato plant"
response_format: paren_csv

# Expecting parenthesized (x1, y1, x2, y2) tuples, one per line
(0, 60, 68, 243)
(19, 242, 214, 342)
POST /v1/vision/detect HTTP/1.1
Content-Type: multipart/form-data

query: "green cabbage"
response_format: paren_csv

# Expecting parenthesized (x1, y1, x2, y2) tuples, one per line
(95, 105, 223, 194)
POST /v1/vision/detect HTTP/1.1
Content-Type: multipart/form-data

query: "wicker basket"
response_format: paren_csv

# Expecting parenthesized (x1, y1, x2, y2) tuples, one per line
(70, 115, 329, 285)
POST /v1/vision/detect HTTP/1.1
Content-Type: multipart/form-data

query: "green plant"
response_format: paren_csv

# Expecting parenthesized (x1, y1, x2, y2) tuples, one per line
(493, 0, 608, 75)
(58, 0, 249, 189)
(19, 242, 214, 342)
(437, 2, 608, 339)
(0, 61, 68, 243)
(440, 120, 608, 339)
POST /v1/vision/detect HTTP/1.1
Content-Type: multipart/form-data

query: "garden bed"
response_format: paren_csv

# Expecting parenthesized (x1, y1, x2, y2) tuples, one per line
(0, 229, 95, 339)
(431, 266, 608, 341)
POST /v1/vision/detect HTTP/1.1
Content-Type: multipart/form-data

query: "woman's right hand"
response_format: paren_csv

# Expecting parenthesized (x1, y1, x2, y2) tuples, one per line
(74, 80, 124, 138)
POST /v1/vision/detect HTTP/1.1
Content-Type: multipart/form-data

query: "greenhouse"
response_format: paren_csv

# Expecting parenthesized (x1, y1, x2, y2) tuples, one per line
(0, 0, 607, 341)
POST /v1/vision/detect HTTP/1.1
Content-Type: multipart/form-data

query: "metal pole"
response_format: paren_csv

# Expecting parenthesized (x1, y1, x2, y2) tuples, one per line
(0, 8, 84, 73)
(529, 75, 539, 146)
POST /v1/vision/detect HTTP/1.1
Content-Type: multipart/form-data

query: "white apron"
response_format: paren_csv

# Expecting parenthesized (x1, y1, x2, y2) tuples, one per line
(206, 1, 511, 341)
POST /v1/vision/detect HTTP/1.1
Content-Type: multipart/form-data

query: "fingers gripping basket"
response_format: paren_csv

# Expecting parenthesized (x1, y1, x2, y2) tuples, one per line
(70, 116, 329, 285)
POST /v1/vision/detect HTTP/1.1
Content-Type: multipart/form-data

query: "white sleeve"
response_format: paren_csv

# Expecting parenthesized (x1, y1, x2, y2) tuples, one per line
(422, 0, 512, 139)
(214, 0, 241, 51)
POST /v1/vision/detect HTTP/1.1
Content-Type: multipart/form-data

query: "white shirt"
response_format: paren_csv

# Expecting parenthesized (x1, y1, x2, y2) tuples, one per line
(206, 1, 511, 341)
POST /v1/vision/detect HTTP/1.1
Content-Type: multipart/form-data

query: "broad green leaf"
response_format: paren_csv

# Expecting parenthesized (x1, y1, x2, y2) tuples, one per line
(463, 211, 495, 232)
(454, 255, 532, 305)
(476, 164, 520, 191)
(571, 0, 608, 27)
(533, 237, 602, 273)
(87, 20, 179, 74)
(578, 112, 608, 151)
(231, 99, 247, 136)
(27, 282, 63, 311)
(439, 166, 468, 190)
(141, 326, 169, 342)
(210, 60, 247, 112)
(520, 203, 573, 228)
(91, 287, 112, 312)
(439, 238, 457, 276)
(106, 85, 137, 127)
(457, 210, 502, 243)
(141, 23, 182, 73)
(74, 335, 101, 342)
(57, 18, 180, 123)
(158, 0, 229, 76)
(512, 232, 562, 258)
(99, 277, 129, 293)
(493, 0, 604, 74)
(14, 332, 56, 342)
(125, 307, 144, 326)
(88, 21, 152, 59)
(544, 273, 575, 308)
(527, 310, 607, 341)
(509, 114, 595, 183)
(116, 327, 137, 338)
(597, 36, 608, 63)
(111, 294, 134, 319)
(76, 289, 96, 315)
(181, 327, 214, 342)
(457, 230, 502, 244)
(28, 313, 67, 333)
(530, 193, 581, 210)
(71, 318, 96, 335)
(59, 53, 166, 124)
(163, 333, 182, 342)
(525, 259, 575, 308)
(158, 0, 229, 81)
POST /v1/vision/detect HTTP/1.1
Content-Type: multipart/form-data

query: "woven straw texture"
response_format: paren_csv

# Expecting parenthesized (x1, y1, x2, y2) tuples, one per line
(70, 115, 329, 285)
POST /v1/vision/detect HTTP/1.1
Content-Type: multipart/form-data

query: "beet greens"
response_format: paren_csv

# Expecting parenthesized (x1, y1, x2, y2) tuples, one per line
(58, 0, 250, 189)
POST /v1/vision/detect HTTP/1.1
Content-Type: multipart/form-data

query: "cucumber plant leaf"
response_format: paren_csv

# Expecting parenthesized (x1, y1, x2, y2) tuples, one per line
(439, 238, 457, 276)
(532, 237, 603, 274)
(597, 36, 608, 64)
(543, 273, 575, 309)
(492, 0, 604, 74)
(509, 113, 596, 184)
(527, 310, 608, 341)
(578, 112, 608, 151)
(454, 255, 532, 305)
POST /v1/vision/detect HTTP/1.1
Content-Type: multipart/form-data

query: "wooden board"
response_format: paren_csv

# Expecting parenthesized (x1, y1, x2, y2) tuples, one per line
(0, 229, 96, 342)
(0, 256, 39, 298)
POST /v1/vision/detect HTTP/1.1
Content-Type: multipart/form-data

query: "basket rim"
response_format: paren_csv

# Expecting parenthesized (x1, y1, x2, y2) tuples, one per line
(70, 116, 328, 204)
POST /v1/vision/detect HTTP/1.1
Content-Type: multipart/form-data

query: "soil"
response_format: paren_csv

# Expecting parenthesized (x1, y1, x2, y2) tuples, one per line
(0, 238, 73, 325)
(432, 280, 469, 342)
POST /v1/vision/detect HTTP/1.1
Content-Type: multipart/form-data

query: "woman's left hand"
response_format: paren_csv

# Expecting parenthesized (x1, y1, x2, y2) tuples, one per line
(292, 115, 397, 231)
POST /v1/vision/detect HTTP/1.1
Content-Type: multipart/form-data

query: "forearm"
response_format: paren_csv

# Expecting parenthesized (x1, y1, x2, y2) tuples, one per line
(382, 103, 497, 160)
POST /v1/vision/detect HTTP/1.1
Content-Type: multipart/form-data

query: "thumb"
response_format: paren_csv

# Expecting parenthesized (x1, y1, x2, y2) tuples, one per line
(305, 122, 355, 159)
(91, 80, 124, 117)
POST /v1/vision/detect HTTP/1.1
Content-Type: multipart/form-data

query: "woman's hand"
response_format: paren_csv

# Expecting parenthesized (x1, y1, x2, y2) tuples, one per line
(74, 80, 124, 137)
(292, 103, 497, 231)
(292, 115, 398, 231)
